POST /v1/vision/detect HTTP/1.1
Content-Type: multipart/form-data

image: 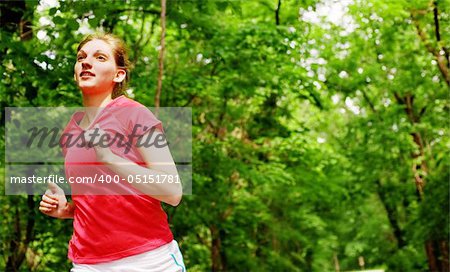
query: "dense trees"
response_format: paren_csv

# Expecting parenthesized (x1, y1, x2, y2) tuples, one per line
(1, 0, 448, 271)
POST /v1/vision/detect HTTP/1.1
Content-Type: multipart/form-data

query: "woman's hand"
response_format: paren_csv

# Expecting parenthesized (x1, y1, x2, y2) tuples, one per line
(39, 183, 74, 219)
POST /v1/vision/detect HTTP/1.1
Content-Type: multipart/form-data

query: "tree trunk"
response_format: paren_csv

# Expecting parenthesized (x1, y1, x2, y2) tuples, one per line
(333, 252, 340, 272)
(376, 180, 406, 248)
(5, 195, 36, 272)
(155, 0, 167, 114)
(210, 224, 226, 271)
(394, 92, 449, 271)
(425, 240, 450, 272)
(440, 240, 450, 272)
(425, 241, 437, 272)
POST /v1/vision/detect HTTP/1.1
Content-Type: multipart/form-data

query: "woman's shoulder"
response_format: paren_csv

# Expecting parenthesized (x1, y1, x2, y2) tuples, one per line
(112, 95, 146, 108)
(108, 96, 145, 119)
(109, 95, 160, 124)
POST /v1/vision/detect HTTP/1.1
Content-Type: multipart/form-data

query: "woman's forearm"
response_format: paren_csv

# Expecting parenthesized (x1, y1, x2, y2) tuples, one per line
(102, 153, 183, 206)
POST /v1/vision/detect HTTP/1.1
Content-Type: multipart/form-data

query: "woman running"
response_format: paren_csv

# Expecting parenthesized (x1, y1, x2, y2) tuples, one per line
(38, 33, 185, 272)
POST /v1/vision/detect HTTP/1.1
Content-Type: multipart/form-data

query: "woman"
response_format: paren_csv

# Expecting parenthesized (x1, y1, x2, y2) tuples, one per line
(38, 33, 185, 271)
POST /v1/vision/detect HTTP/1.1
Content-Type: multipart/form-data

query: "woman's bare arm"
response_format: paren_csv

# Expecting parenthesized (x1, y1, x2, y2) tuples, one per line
(94, 128, 182, 206)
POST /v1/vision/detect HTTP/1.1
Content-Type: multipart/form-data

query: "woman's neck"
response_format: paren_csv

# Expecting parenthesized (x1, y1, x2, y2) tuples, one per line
(81, 92, 117, 124)
(82, 92, 114, 108)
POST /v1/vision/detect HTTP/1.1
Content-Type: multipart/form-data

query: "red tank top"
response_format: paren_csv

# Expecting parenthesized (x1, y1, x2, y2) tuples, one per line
(61, 96, 173, 264)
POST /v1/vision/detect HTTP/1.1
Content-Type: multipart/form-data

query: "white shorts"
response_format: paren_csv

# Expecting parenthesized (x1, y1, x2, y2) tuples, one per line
(71, 240, 186, 272)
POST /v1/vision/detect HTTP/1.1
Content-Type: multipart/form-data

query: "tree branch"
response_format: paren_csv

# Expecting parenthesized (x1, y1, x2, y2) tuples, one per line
(360, 88, 377, 113)
(110, 8, 160, 16)
(432, 0, 449, 69)
(131, 12, 147, 67)
(433, 1, 441, 42)
(275, 0, 281, 25)
(411, 11, 449, 86)
(393, 92, 404, 104)
(155, 0, 167, 113)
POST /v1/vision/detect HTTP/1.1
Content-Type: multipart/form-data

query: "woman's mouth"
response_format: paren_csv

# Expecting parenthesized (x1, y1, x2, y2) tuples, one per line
(80, 71, 95, 78)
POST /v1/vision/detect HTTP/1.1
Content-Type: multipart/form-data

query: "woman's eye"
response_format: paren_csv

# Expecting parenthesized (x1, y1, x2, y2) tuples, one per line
(97, 56, 106, 60)
(77, 56, 84, 61)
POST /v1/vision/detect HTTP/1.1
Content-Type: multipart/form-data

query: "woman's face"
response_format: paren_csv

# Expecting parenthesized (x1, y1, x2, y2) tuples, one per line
(74, 39, 125, 95)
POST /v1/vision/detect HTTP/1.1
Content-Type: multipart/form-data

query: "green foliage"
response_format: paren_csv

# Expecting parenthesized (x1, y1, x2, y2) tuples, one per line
(1, 0, 448, 271)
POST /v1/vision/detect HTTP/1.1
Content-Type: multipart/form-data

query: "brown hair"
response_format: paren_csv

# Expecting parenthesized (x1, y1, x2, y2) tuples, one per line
(77, 33, 131, 99)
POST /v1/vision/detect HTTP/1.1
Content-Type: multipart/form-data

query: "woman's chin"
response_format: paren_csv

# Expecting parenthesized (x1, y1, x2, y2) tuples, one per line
(77, 80, 115, 95)
(80, 87, 102, 95)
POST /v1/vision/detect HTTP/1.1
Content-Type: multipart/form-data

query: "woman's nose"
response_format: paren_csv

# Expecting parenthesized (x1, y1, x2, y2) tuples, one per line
(81, 60, 92, 69)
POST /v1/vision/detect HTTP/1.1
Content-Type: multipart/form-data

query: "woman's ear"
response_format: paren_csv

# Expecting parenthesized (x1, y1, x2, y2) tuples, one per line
(113, 69, 126, 83)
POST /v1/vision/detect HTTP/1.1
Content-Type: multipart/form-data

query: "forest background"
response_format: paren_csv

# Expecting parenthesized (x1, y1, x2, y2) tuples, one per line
(0, 0, 449, 271)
